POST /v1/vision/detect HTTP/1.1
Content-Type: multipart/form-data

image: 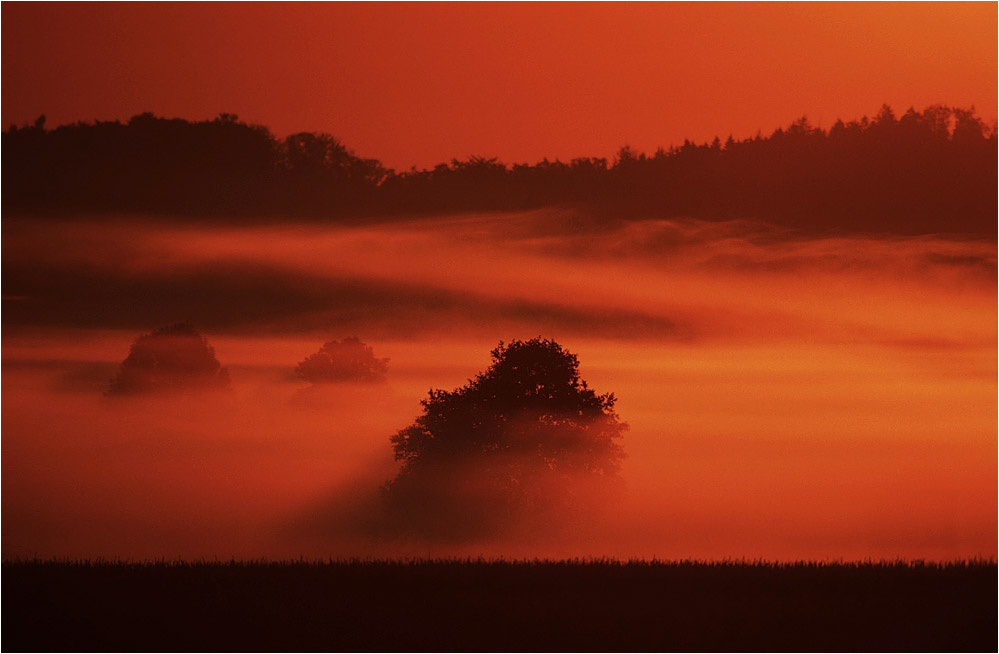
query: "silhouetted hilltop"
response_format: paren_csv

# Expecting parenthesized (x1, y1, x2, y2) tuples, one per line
(4, 105, 995, 234)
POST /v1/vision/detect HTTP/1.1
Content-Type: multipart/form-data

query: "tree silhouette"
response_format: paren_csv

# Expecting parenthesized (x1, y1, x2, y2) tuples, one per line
(382, 338, 626, 539)
(295, 337, 389, 384)
(106, 324, 230, 396)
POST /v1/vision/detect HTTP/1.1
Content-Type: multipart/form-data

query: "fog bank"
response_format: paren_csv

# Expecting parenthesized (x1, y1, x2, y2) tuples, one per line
(3, 212, 995, 560)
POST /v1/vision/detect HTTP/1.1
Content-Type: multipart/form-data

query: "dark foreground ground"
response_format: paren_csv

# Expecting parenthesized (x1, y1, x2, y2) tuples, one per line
(3, 559, 996, 652)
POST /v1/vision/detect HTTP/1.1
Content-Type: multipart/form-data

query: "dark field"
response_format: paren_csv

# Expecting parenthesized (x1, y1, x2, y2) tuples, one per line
(3, 559, 995, 652)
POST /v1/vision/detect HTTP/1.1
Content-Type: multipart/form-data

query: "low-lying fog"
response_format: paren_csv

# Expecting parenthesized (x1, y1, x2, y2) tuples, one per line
(3, 211, 996, 560)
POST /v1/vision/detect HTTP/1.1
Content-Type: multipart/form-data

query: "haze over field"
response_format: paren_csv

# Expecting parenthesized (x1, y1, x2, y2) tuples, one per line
(3, 212, 995, 560)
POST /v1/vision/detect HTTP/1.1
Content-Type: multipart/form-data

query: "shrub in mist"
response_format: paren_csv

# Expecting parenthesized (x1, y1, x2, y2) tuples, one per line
(295, 337, 389, 384)
(382, 337, 627, 540)
(106, 323, 230, 396)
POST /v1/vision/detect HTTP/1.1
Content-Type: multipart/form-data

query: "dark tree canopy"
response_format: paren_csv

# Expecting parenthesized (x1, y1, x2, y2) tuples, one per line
(3, 105, 995, 235)
(383, 338, 627, 539)
(295, 337, 389, 384)
(107, 323, 230, 396)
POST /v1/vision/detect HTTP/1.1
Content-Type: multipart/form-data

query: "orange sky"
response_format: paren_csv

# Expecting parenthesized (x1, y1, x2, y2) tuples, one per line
(3, 2, 996, 169)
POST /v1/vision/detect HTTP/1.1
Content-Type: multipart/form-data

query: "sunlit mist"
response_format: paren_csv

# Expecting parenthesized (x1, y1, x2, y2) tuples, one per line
(3, 212, 994, 561)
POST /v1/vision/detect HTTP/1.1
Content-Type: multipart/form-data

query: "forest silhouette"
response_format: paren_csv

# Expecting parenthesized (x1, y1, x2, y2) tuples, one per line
(4, 105, 995, 235)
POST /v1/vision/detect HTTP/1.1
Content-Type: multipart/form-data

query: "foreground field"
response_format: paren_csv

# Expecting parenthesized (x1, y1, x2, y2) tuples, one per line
(4, 559, 995, 652)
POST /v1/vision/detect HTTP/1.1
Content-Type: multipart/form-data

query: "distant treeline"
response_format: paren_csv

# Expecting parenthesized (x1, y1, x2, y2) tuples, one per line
(4, 105, 996, 234)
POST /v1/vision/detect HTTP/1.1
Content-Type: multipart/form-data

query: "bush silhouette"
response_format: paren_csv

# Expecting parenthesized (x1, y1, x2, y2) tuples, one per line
(106, 324, 230, 396)
(382, 338, 627, 539)
(295, 337, 389, 384)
